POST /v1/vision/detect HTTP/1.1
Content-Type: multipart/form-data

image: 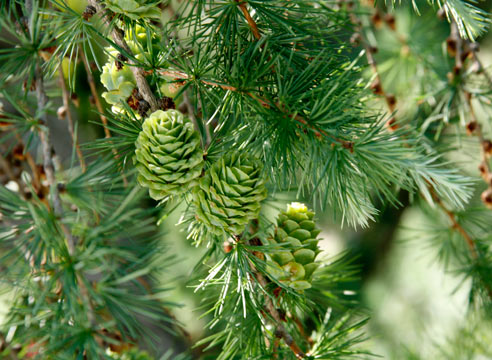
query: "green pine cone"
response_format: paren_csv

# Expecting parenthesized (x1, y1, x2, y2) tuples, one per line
(135, 109, 204, 200)
(192, 152, 267, 236)
(266, 202, 321, 291)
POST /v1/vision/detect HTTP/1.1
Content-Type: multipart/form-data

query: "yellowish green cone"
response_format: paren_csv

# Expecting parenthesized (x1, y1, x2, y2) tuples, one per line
(135, 110, 204, 200)
(266, 202, 321, 291)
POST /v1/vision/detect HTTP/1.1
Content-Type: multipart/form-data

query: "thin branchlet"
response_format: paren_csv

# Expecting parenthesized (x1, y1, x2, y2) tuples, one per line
(449, 22, 492, 198)
(25, 0, 99, 336)
(35, 64, 76, 254)
(236, 0, 261, 40)
(158, 69, 351, 146)
(58, 69, 86, 172)
(87, 0, 159, 111)
(247, 231, 306, 359)
(250, 254, 306, 359)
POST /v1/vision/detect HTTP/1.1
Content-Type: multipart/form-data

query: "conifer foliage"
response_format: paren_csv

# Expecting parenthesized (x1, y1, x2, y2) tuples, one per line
(0, 0, 491, 359)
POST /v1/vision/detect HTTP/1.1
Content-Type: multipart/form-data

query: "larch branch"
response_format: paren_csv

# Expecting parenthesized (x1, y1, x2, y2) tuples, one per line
(247, 236, 306, 359)
(351, 4, 490, 297)
(158, 70, 351, 146)
(253, 269, 306, 359)
(236, 1, 261, 40)
(87, 0, 159, 112)
(58, 69, 86, 172)
(34, 64, 76, 255)
(80, 47, 128, 186)
(80, 47, 112, 140)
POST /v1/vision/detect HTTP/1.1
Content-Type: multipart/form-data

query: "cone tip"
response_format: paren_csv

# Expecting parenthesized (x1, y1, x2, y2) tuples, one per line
(287, 202, 307, 213)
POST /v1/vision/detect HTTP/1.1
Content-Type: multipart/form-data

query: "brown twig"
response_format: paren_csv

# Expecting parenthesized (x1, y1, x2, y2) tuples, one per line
(253, 269, 306, 359)
(429, 186, 478, 258)
(246, 236, 306, 359)
(58, 69, 86, 172)
(236, 0, 261, 40)
(464, 93, 491, 174)
(80, 48, 112, 140)
(290, 314, 313, 346)
(347, 4, 397, 123)
(158, 70, 352, 146)
(87, 0, 159, 112)
(80, 47, 129, 186)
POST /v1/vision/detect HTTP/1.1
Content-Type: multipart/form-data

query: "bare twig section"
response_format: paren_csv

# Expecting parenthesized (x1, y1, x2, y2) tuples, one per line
(236, 0, 261, 40)
(429, 186, 492, 298)
(35, 66, 76, 255)
(290, 314, 313, 346)
(58, 69, 86, 172)
(429, 186, 477, 258)
(87, 0, 159, 111)
(80, 48, 112, 139)
(346, 3, 397, 127)
(450, 22, 463, 71)
(80, 47, 128, 186)
(464, 93, 491, 174)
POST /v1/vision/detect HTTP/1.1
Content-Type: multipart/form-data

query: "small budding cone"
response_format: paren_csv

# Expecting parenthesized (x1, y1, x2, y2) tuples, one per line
(483, 140, 492, 156)
(466, 121, 478, 135)
(135, 110, 204, 200)
(446, 37, 457, 57)
(482, 188, 492, 209)
(384, 13, 396, 31)
(100, 24, 160, 113)
(479, 162, 487, 180)
(371, 12, 382, 28)
(266, 202, 322, 292)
